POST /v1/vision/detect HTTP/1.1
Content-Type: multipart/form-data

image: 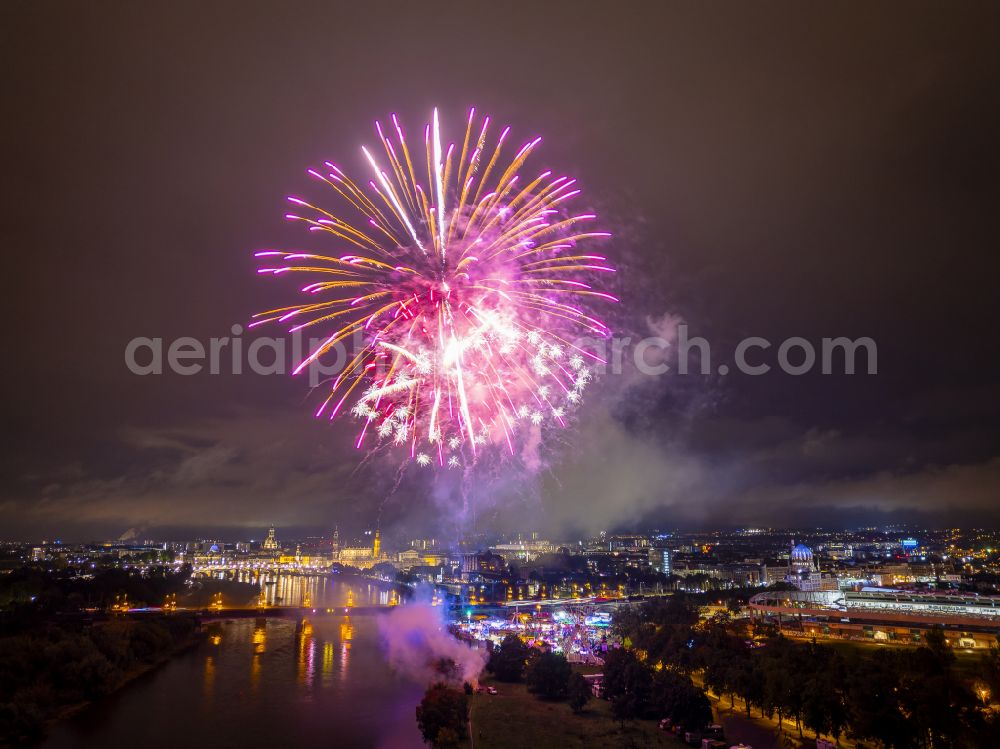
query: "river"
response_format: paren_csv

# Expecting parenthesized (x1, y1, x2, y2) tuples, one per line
(41, 575, 427, 749)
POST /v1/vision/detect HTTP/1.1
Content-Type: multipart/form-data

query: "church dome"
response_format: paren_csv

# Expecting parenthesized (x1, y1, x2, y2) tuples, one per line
(791, 543, 813, 562)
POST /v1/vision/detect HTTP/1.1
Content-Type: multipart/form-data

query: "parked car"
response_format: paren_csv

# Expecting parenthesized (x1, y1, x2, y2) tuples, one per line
(486, 686, 497, 695)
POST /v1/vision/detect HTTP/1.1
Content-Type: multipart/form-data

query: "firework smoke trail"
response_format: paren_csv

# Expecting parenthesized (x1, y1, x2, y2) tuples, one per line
(254, 108, 617, 468)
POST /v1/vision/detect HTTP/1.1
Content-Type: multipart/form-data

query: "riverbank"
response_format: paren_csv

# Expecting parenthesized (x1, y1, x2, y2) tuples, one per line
(49, 625, 206, 726)
(0, 615, 205, 747)
(37, 616, 426, 749)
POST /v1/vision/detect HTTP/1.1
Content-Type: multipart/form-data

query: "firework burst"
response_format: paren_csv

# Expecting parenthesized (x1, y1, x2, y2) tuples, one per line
(253, 108, 616, 466)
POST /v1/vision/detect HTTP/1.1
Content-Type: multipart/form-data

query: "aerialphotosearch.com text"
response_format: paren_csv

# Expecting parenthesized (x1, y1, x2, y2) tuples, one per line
(124, 324, 877, 384)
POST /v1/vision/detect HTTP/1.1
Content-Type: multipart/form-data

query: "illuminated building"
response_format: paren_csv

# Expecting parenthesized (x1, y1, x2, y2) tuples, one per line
(492, 539, 555, 563)
(649, 547, 672, 575)
(607, 535, 650, 551)
(397, 549, 421, 568)
(262, 527, 279, 551)
(335, 529, 388, 570)
(782, 542, 837, 592)
(459, 552, 505, 581)
(749, 588, 1000, 648)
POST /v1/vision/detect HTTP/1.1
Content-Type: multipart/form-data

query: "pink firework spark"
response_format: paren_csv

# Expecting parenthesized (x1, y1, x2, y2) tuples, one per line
(253, 108, 616, 466)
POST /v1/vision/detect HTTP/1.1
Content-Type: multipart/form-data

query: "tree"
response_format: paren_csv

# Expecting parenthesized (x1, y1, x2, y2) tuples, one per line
(626, 595, 700, 672)
(977, 643, 1000, 699)
(610, 607, 644, 646)
(651, 669, 711, 731)
(897, 639, 983, 748)
(371, 561, 398, 577)
(432, 657, 462, 686)
(526, 651, 572, 699)
(702, 650, 731, 706)
(432, 727, 461, 749)
(610, 660, 653, 725)
(611, 689, 642, 727)
(415, 683, 468, 747)
(732, 658, 764, 718)
(487, 634, 531, 682)
(601, 647, 639, 700)
(802, 674, 841, 742)
(568, 672, 591, 713)
(923, 625, 955, 668)
(845, 650, 915, 749)
(678, 684, 713, 732)
(763, 657, 794, 733)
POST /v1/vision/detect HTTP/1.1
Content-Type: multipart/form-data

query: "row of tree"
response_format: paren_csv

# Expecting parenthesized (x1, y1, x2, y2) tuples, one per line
(612, 593, 1000, 748)
(702, 627, 996, 748)
(485, 624, 711, 732)
(416, 632, 603, 747)
(0, 616, 202, 743)
(0, 564, 261, 744)
(0, 564, 260, 619)
(601, 647, 713, 729)
(486, 632, 592, 710)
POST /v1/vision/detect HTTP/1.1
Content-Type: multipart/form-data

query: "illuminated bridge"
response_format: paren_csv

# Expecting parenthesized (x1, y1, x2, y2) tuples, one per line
(125, 605, 396, 622)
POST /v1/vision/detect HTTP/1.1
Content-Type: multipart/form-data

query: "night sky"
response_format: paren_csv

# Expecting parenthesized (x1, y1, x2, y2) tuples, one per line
(3, 2, 999, 541)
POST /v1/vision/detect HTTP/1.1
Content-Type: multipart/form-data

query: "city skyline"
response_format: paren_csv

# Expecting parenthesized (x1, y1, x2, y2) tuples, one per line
(6, 521, 992, 546)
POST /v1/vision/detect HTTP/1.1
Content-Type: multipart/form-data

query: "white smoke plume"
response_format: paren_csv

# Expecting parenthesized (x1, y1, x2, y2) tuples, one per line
(377, 590, 488, 687)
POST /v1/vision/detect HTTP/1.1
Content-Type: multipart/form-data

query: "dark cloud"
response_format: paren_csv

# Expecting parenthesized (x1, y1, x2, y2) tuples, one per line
(2, 2, 999, 539)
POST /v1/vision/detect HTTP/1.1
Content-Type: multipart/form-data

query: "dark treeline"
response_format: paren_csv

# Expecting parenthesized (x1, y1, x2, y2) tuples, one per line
(601, 646, 713, 730)
(0, 565, 259, 746)
(603, 595, 713, 732)
(0, 563, 259, 614)
(612, 594, 1000, 748)
(0, 615, 201, 744)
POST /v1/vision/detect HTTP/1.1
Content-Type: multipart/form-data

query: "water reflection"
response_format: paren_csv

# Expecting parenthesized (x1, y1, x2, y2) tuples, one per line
(252, 620, 267, 654)
(341, 616, 354, 642)
(225, 571, 394, 609)
(202, 655, 215, 706)
(250, 651, 261, 693)
(340, 615, 353, 682)
(322, 641, 335, 686)
(297, 619, 315, 687)
(251, 620, 266, 693)
(42, 579, 426, 749)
